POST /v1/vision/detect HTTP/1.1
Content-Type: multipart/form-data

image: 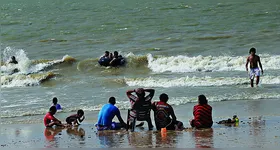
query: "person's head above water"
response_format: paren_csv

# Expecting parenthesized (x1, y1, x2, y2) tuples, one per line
(159, 93, 169, 103)
(53, 97, 58, 105)
(105, 51, 109, 56)
(249, 47, 256, 54)
(113, 51, 118, 57)
(11, 56, 16, 60)
(109, 97, 116, 105)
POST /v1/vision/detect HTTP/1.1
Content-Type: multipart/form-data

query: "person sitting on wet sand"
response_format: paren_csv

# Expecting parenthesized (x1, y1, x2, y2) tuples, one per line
(66, 109, 85, 126)
(126, 88, 155, 130)
(95, 97, 127, 131)
(44, 106, 65, 128)
(217, 115, 239, 124)
(152, 93, 184, 131)
(190, 95, 213, 128)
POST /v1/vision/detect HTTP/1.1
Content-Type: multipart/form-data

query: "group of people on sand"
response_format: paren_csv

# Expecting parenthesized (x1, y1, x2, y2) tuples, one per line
(98, 51, 125, 67)
(94, 88, 188, 131)
(44, 88, 237, 131)
(44, 97, 85, 128)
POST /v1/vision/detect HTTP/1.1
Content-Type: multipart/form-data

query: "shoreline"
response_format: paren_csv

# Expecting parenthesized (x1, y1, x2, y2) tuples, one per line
(0, 116, 280, 148)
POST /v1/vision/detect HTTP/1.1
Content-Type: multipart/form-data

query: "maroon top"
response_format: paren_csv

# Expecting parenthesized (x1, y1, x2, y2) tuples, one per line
(192, 104, 213, 128)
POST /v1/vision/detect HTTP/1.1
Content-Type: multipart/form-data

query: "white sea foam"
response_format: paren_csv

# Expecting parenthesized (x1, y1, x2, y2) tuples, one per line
(147, 54, 280, 73)
(2, 92, 280, 119)
(124, 75, 280, 87)
(1, 73, 50, 88)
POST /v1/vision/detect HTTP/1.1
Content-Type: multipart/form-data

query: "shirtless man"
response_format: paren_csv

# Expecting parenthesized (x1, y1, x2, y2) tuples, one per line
(245, 47, 263, 87)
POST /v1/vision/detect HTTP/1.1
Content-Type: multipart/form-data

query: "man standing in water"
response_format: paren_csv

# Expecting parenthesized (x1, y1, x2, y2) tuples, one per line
(245, 47, 264, 87)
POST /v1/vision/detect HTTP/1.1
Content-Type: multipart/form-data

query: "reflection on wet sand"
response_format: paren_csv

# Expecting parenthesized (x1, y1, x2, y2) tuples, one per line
(127, 131, 153, 148)
(44, 127, 64, 148)
(66, 127, 86, 141)
(154, 131, 183, 148)
(96, 130, 126, 148)
(191, 128, 214, 148)
(249, 116, 266, 148)
(95, 129, 183, 148)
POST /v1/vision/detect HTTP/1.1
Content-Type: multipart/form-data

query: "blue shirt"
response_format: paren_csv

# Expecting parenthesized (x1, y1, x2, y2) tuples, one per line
(53, 104, 62, 110)
(97, 103, 120, 126)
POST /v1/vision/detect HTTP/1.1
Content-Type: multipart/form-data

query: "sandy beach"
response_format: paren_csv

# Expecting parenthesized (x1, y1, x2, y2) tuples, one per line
(1, 99, 280, 148)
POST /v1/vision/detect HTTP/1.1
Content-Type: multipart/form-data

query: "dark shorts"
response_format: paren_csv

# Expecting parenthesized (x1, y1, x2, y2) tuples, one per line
(166, 120, 182, 130)
(95, 122, 122, 131)
(190, 119, 213, 128)
(156, 120, 182, 130)
(66, 118, 73, 124)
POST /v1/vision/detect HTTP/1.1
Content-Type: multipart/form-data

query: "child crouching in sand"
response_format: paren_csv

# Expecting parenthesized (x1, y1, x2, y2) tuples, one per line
(66, 109, 85, 127)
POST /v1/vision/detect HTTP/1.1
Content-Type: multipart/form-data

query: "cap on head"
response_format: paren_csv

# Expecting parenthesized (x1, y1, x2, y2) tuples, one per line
(135, 88, 144, 94)
(233, 115, 237, 118)
(11, 56, 16, 60)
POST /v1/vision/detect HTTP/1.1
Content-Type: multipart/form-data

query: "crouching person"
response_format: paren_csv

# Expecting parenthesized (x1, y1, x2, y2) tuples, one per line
(152, 93, 184, 131)
(95, 97, 127, 131)
(66, 109, 85, 126)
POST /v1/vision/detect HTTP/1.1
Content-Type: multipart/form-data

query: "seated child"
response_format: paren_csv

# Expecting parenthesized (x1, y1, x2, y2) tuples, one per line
(44, 106, 65, 127)
(217, 115, 239, 124)
(66, 109, 85, 126)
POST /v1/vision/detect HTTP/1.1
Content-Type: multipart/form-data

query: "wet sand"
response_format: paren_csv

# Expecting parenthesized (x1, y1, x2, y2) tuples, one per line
(1, 99, 280, 148)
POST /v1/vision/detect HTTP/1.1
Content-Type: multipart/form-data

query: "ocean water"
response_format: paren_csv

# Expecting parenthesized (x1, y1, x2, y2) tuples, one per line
(1, 0, 280, 124)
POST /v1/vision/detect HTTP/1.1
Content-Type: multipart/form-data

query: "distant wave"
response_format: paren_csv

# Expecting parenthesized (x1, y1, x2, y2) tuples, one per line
(1, 72, 56, 88)
(77, 53, 280, 75)
(1, 47, 76, 88)
(194, 35, 232, 41)
(147, 54, 280, 73)
(124, 75, 280, 87)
